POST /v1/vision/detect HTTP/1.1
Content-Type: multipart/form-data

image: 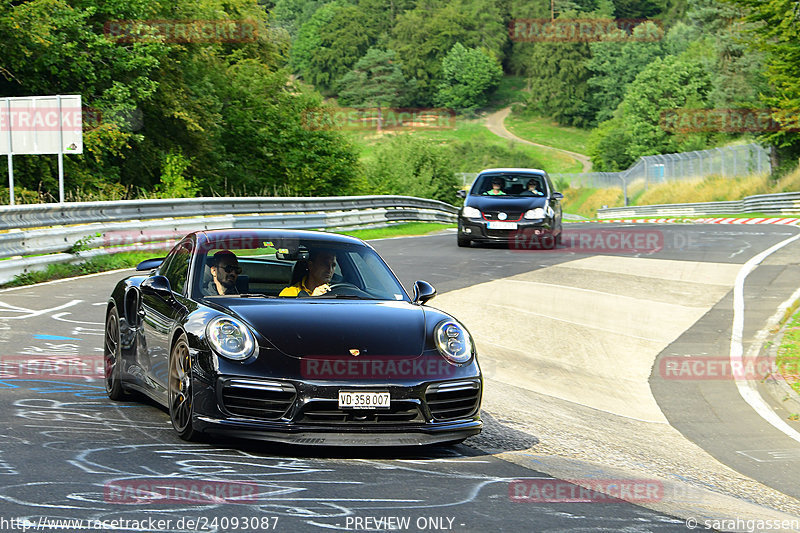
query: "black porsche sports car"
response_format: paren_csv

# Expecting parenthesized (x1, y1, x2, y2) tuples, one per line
(457, 168, 563, 248)
(104, 229, 482, 446)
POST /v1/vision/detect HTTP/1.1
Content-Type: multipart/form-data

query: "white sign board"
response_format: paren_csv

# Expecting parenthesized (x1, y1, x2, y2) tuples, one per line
(0, 95, 83, 155)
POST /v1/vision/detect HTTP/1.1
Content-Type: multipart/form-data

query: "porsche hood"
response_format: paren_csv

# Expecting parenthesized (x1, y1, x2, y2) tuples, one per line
(226, 300, 427, 358)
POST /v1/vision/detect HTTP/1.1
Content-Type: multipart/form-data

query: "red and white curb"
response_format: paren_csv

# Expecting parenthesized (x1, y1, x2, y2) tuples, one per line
(592, 217, 800, 225)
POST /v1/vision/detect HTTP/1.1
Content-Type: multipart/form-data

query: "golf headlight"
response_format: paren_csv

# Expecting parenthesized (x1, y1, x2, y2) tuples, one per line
(524, 207, 545, 219)
(435, 320, 473, 365)
(462, 206, 481, 218)
(207, 316, 256, 360)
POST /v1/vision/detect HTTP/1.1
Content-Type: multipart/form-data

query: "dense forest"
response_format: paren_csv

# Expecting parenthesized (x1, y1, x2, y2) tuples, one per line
(1, 0, 798, 204)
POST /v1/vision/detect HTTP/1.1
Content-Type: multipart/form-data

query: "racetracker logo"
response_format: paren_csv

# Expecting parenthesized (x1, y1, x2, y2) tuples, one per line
(301, 107, 456, 131)
(510, 228, 663, 253)
(508, 18, 663, 42)
(0, 355, 103, 380)
(660, 108, 800, 133)
(509, 479, 663, 503)
(104, 19, 258, 43)
(301, 356, 458, 380)
(104, 479, 259, 504)
(659, 356, 795, 380)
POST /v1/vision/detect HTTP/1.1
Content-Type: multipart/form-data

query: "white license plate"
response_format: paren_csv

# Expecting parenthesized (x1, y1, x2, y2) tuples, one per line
(338, 391, 390, 409)
(487, 221, 518, 230)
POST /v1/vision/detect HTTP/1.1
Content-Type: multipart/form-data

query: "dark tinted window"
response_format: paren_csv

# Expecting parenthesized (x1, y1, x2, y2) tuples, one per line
(160, 240, 193, 295)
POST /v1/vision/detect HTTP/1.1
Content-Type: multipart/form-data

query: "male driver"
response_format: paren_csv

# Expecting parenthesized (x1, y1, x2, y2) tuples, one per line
(207, 250, 241, 295)
(280, 250, 336, 297)
(521, 178, 545, 196)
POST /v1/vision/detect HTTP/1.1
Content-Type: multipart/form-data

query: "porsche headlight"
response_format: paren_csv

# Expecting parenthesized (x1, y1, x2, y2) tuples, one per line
(435, 320, 473, 365)
(207, 316, 256, 361)
(462, 206, 481, 218)
(524, 207, 546, 219)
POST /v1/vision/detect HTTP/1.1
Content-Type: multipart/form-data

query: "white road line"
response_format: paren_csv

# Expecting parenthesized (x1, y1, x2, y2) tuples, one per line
(0, 268, 133, 293)
(731, 230, 800, 444)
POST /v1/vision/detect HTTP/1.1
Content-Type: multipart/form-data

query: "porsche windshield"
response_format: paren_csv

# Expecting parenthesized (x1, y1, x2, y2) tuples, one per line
(193, 237, 409, 301)
(471, 173, 548, 197)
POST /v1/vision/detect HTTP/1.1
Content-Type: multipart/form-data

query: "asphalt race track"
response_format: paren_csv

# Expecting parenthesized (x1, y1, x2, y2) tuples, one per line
(1, 222, 799, 532)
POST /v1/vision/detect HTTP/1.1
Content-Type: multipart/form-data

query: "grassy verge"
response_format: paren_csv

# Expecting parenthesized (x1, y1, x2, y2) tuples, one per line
(777, 302, 800, 397)
(1, 251, 155, 288)
(560, 166, 800, 219)
(487, 75, 528, 109)
(504, 113, 592, 155)
(337, 222, 455, 240)
(0, 223, 455, 289)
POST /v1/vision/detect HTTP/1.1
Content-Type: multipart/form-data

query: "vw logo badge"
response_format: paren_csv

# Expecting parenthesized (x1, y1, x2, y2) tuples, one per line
(498, 212, 508, 220)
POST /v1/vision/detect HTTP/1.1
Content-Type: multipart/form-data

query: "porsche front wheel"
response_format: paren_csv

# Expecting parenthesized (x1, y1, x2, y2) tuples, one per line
(168, 334, 198, 441)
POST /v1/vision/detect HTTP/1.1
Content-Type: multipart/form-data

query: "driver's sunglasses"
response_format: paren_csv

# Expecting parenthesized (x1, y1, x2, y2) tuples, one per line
(220, 265, 242, 274)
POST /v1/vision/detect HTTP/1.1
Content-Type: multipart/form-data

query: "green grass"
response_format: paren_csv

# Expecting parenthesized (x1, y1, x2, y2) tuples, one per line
(336, 222, 455, 240)
(777, 302, 800, 396)
(504, 113, 592, 155)
(1, 251, 154, 288)
(487, 75, 529, 109)
(347, 119, 583, 173)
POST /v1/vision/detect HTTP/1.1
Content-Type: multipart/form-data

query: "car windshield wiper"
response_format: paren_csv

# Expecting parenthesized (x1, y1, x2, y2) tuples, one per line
(238, 293, 278, 298)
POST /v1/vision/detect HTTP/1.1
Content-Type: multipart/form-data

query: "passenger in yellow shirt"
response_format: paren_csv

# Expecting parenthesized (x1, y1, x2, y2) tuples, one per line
(279, 250, 337, 297)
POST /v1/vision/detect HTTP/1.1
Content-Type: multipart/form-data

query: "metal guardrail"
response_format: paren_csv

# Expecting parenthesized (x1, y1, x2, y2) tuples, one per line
(0, 196, 457, 231)
(597, 192, 800, 219)
(0, 196, 458, 284)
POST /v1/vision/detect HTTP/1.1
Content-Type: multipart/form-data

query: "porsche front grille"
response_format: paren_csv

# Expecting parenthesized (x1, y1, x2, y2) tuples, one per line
(425, 381, 481, 421)
(221, 379, 296, 420)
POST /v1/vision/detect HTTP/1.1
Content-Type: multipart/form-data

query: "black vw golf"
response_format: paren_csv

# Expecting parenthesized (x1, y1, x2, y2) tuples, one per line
(457, 168, 563, 247)
(104, 229, 482, 446)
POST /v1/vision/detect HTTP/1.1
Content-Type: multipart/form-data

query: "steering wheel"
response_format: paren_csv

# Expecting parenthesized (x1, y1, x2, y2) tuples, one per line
(327, 282, 361, 292)
(326, 282, 370, 297)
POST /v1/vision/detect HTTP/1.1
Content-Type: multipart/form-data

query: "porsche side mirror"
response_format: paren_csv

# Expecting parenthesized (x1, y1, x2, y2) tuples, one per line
(552, 192, 564, 200)
(412, 280, 436, 305)
(141, 275, 173, 301)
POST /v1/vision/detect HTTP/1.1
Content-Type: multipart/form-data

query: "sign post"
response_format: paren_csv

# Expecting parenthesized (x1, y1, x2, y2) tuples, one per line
(0, 95, 83, 205)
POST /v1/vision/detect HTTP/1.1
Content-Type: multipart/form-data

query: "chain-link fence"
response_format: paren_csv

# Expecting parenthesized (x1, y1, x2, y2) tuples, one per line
(551, 143, 770, 191)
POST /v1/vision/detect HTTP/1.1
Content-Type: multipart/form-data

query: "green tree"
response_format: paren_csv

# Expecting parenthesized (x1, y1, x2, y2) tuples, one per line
(522, 39, 594, 127)
(291, 3, 340, 87)
(0, 0, 359, 201)
(363, 134, 458, 204)
(391, 0, 507, 106)
(586, 22, 666, 124)
(589, 53, 712, 169)
(337, 49, 412, 107)
(435, 43, 503, 111)
(270, 0, 326, 39)
(587, 115, 635, 171)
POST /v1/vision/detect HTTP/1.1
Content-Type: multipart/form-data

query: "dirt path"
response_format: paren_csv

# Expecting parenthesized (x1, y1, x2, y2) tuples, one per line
(485, 107, 592, 172)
